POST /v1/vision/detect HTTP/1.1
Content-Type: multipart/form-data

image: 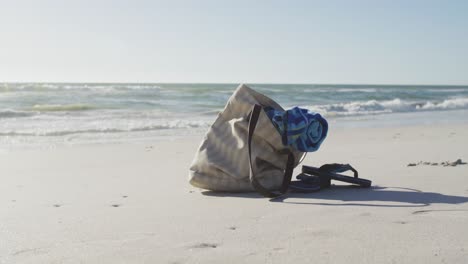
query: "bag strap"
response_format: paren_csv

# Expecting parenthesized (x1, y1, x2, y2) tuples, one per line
(248, 104, 295, 198)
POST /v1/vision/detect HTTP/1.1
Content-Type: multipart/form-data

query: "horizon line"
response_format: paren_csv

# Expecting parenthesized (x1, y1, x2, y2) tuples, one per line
(1, 81, 468, 87)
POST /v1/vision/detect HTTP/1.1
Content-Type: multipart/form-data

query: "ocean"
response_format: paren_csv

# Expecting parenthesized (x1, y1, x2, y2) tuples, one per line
(1, 83, 468, 149)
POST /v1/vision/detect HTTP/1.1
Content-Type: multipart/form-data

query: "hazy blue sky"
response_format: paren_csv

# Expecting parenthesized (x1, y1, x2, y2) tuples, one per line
(1, 0, 467, 84)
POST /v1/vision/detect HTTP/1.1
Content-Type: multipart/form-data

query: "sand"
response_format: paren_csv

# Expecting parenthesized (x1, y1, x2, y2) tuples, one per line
(1, 123, 468, 263)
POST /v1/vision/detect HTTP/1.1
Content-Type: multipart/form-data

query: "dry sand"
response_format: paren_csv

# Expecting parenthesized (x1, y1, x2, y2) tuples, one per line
(1, 124, 468, 263)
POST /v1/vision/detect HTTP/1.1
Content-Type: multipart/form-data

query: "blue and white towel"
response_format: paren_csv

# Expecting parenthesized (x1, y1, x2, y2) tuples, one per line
(266, 107, 328, 152)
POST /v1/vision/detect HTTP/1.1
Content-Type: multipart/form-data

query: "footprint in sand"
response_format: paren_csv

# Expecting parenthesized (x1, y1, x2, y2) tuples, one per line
(111, 204, 122, 207)
(145, 146, 154, 151)
(12, 247, 48, 256)
(53, 204, 62, 208)
(122, 195, 128, 198)
(394, 221, 408, 224)
(228, 226, 237, 230)
(189, 243, 218, 249)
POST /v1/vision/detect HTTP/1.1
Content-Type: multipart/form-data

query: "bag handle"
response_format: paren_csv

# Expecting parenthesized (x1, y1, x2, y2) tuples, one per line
(248, 104, 295, 198)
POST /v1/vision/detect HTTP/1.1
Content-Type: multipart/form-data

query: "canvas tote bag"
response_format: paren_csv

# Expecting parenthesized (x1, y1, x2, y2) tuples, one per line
(189, 84, 305, 197)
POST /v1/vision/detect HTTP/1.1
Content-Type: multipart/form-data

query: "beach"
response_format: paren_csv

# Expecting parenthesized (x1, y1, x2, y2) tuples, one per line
(1, 122, 467, 263)
(2, 0, 467, 261)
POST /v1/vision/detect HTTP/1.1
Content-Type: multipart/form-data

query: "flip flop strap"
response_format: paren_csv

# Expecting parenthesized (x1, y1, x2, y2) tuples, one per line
(319, 163, 358, 178)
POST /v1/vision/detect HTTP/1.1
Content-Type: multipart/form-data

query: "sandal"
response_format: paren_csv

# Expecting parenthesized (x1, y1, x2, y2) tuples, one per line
(290, 163, 371, 192)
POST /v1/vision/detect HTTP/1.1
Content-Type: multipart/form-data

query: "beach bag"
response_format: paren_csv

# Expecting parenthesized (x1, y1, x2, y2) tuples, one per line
(189, 84, 305, 197)
(189, 84, 371, 197)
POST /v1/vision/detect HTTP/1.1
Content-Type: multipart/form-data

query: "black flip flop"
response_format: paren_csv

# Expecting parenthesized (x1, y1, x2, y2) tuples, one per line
(290, 163, 371, 192)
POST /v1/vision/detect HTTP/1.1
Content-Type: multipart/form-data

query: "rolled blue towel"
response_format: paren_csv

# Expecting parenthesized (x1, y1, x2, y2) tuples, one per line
(266, 106, 328, 152)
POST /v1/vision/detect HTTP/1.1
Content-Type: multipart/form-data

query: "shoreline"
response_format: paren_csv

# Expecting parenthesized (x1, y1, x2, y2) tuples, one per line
(2, 109, 468, 152)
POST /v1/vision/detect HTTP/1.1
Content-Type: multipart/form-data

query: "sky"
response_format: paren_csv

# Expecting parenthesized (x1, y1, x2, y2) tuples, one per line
(0, 0, 467, 84)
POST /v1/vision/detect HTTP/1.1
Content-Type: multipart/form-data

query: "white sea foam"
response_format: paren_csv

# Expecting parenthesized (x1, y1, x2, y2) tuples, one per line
(304, 97, 468, 117)
(416, 97, 468, 110)
(0, 117, 211, 138)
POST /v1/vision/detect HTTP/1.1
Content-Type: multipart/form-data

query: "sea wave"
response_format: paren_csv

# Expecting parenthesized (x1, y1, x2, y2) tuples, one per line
(0, 83, 162, 92)
(427, 88, 467, 93)
(0, 109, 36, 118)
(305, 97, 468, 117)
(416, 97, 468, 110)
(336, 88, 377, 93)
(31, 104, 95, 112)
(0, 119, 210, 137)
(301, 88, 378, 93)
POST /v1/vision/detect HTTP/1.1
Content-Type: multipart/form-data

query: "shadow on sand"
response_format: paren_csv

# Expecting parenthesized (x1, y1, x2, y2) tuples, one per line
(202, 186, 468, 208)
